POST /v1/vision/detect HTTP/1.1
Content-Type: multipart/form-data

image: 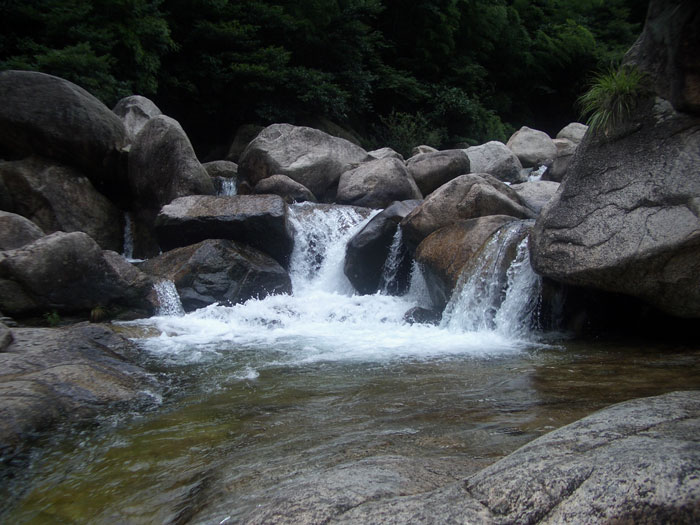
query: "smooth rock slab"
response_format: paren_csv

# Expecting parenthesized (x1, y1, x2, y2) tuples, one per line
(405, 149, 470, 196)
(155, 195, 294, 267)
(506, 126, 557, 168)
(510, 180, 560, 215)
(337, 157, 422, 209)
(140, 239, 291, 311)
(0, 210, 44, 251)
(254, 174, 316, 204)
(464, 141, 524, 183)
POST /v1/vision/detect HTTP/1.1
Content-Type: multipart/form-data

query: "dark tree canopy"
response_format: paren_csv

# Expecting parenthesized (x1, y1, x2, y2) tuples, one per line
(0, 0, 646, 157)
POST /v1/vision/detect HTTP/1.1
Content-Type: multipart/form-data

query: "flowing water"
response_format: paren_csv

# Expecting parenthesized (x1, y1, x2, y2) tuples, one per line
(2, 203, 699, 523)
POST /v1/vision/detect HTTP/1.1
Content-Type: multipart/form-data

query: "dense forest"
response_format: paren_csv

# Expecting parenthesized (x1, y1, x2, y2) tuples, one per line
(0, 0, 647, 157)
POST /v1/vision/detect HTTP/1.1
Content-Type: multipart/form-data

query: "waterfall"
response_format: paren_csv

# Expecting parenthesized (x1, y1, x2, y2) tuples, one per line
(440, 222, 540, 337)
(379, 227, 404, 295)
(123, 212, 134, 260)
(218, 178, 237, 196)
(153, 280, 185, 316)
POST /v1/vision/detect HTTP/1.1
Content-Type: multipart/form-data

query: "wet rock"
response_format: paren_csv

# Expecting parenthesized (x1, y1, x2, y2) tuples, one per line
(155, 195, 294, 267)
(464, 141, 524, 183)
(415, 216, 522, 309)
(344, 200, 421, 295)
(405, 149, 471, 196)
(238, 124, 370, 202)
(0, 323, 158, 457)
(506, 126, 557, 168)
(0, 210, 44, 250)
(401, 173, 534, 251)
(337, 157, 422, 209)
(0, 157, 123, 251)
(368, 147, 404, 161)
(530, 98, 700, 318)
(140, 239, 291, 311)
(0, 322, 12, 351)
(0, 232, 154, 317)
(510, 180, 560, 215)
(555, 122, 588, 144)
(403, 306, 442, 325)
(0, 70, 129, 198)
(203, 160, 238, 179)
(254, 174, 316, 204)
(112, 95, 162, 141)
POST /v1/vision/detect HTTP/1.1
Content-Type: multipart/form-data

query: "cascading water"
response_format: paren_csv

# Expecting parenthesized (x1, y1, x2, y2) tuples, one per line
(130, 205, 544, 365)
(122, 212, 134, 260)
(153, 280, 185, 317)
(217, 178, 237, 196)
(378, 226, 404, 295)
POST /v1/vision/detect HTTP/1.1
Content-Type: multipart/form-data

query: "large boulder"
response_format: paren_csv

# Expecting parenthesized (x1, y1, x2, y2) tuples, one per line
(344, 200, 421, 295)
(401, 173, 534, 251)
(128, 115, 215, 212)
(203, 160, 238, 179)
(464, 141, 524, 183)
(368, 147, 404, 161)
(0, 70, 129, 197)
(624, 0, 700, 114)
(238, 124, 371, 201)
(405, 149, 470, 196)
(510, 180, 560, 215)
(546, 138, 578, 182)
(0, 232, 154, 317)
(140, 239, 291, 311)
(254, 174, 316, 204)
(0, 157, 123, 251)
(0, 210, 44, 250)
(556, 122, 588, 144)
(112, 95, 162, 141)
(155, 195, 294, 267)
(336, 157, 422, 209)
(0, 324, 158, 457)
(506, 126, 558, 168)
(414, 215, 520, 308)
(530, 97, 700, 318)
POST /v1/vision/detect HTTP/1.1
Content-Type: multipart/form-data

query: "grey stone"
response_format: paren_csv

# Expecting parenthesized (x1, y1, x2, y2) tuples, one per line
(155, 195, 294, 267)
(238, 124, 370, 202)
(401, 173, 534, 251)
(411, 145, 438, 156)
(368, 147, 404, 162)
(254, 174, 316, 204)
(0, 157, 123, 251)
(0, 70, 129, 197)
(203, 160, 238, 179)
(511, 180, 560, 215)
(530, 98, 700, 318)
(465, 141, 524, 183)
(555, 122, 588, 144)
(140, 239, 291, 311)
(337, 157, 422, 209)
(0, 210, 44, 250)
(405, 149, 471, 196)
(0, 322, 12, 352)
(112, 95, 162, 140)
(506, 126, 558, 168)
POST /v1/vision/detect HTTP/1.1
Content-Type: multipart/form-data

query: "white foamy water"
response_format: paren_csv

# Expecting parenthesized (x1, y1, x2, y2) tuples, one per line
(131, 203, 541, 365)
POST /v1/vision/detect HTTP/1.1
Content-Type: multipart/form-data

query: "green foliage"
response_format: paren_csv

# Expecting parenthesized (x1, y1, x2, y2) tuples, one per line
(372, 111, 446, 158)
(43, 310, 61, 327)
(578, 66, 648, 135)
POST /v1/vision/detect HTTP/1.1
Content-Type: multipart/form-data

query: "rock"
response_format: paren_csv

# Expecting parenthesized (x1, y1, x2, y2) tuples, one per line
(0, 232, 154, 317)
(464, 141, 524, 183)
(128, 115, 215, 212)
(254, 174, 316, 204)
(203, 160, 238, 179)
(401, 173, 534, 251)
(0, 157, 123, 251)
(466, 391, 700, 524)
(344, 200, 421, 295)
(0, 322, 12, 352)
(0, 70, 129, 198)
(556, 122, 588, 144)
(545, 138, 578, 182)
(112, 95, 162, 141)
(506, 126, 558, 168)
(336, 157, 422, 209)
(226, 124, 265, 163)
(140, 239, 291, 311)
(155, 195, 294, 267)
(238, 124, 370, 201)
(624, 0, 700, 114)
(405, 149, 471, 196)
(403, 306, 442, 325)
(0, 210, 44, 250)
(530, 97, 700, 318)
(415, 216, 520, 308)
(368, 147, 404, 162)
(0, 323, 158, 456)
(510, 180, 560, 215)
(411, 145, 438, 156)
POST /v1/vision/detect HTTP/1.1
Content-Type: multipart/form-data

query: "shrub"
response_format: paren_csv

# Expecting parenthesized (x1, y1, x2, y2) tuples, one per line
(372, 111, 446, 158)
(578, 65, 648, 136)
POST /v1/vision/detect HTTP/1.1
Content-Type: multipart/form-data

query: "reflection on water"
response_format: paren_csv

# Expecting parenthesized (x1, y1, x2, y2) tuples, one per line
(2, 339, 699, 524)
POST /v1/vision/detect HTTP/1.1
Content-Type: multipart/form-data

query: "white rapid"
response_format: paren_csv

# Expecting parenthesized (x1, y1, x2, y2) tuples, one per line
(153, 280, 185, 317)
(131, 204, 543, 365)
(379, 226, 404, 294)
(217, 178, 237, 196)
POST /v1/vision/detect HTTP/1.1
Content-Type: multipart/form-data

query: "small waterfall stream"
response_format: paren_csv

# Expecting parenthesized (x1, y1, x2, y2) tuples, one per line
(379, 226, 404, 295)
